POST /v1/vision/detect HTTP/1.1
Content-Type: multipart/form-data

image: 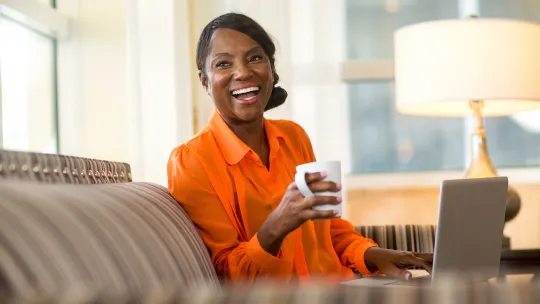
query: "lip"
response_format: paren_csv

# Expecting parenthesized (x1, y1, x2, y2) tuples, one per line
(232, 94, 259, 105)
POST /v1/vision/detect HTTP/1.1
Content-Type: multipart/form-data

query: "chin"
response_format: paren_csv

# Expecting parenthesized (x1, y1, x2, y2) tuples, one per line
(228, 96, 265, 121)
(232, 107, 265, 123)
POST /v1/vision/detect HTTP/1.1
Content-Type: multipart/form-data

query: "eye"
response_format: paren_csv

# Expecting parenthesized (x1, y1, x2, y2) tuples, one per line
(250, 54, 263, 62)
(215, 61, 231, 68)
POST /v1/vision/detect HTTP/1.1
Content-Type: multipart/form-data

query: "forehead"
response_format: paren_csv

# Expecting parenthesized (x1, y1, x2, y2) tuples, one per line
(209, 28, 261, 55)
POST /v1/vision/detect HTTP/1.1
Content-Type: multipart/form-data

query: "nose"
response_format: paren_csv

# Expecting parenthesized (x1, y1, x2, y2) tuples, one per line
(233, 62, 253, 80)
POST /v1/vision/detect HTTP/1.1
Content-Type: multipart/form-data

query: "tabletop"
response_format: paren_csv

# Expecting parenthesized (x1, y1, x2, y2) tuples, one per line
(499, 248, 540, 281)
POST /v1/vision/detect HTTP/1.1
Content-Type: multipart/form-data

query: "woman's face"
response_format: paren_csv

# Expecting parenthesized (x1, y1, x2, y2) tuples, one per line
(200, 28, 274, 123)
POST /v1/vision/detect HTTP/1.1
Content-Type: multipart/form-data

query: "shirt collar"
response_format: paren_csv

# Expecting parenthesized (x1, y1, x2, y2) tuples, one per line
(208, 110, 286, 165)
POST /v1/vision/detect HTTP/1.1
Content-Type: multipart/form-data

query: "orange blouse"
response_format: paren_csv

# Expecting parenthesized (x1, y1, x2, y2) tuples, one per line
(167, 111, 378, 283)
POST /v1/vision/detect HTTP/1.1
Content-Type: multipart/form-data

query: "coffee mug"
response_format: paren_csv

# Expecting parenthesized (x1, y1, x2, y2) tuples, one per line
(294, 161, 342, 217)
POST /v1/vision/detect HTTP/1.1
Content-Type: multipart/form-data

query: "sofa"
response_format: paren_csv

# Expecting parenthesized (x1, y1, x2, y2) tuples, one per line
(1, 149, 538, 303)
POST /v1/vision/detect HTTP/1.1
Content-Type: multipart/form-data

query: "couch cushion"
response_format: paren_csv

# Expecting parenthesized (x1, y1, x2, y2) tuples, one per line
(0, 181, 219, 300)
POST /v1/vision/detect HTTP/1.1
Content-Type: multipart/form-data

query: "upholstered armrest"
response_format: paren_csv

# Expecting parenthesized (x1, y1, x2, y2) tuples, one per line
(355, 225, 436, 253)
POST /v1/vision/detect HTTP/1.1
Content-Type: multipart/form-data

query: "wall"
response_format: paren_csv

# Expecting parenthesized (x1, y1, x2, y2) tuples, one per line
(56, 0, 130, 163)
(124, 0, 194, 185)
(57, 0, 194, 186)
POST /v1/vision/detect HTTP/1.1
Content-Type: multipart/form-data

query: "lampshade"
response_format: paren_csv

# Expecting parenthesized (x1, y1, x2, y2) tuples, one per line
(394, 18, 540, 117)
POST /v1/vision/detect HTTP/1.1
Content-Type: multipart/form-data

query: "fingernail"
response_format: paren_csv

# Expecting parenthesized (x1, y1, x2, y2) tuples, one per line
(333, 210, 339, 215)
(336, 197, 342, 203)
(406, 273, 412, 280)
(336, 183, 342, 190)
(320, 172, 328, 177)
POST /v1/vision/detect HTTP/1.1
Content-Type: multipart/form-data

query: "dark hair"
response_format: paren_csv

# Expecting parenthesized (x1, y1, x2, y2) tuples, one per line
(196, 13, 287, 112)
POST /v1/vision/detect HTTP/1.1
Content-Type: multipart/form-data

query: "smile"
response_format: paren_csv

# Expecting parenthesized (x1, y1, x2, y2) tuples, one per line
(231, 86, 260, 104)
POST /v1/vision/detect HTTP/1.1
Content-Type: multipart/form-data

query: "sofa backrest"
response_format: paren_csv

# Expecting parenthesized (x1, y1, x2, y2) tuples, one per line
(355, 225, 436, 253)
(0, 150, 220, 300)
(0, 149, 132, 184)
(0, 180, 220, 300)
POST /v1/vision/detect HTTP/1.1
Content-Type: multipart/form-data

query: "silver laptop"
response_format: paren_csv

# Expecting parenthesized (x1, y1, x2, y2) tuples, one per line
(342, 176, 508, 287)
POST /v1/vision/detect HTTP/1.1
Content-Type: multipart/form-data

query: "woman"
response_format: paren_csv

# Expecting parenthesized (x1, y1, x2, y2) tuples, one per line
(167, 12, 432, 284)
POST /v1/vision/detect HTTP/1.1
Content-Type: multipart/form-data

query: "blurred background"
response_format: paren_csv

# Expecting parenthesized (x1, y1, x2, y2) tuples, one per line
(1, 0, 539, 249)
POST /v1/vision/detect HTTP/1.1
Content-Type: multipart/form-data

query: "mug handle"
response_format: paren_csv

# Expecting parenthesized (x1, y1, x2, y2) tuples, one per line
(295, 171, 314, 197)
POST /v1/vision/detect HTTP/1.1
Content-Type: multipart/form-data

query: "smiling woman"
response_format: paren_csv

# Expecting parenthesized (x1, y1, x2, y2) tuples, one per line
(167, 12, 433, 284)
(198, 28, 274, 124)
(195, 13, 287, 115)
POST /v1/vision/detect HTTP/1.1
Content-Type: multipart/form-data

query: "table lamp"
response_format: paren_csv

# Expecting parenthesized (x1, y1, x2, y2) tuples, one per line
(394, 18, 540, 249)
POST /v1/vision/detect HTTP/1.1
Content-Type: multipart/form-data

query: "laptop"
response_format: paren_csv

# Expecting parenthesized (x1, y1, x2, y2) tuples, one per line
(342, 176, 509, 287)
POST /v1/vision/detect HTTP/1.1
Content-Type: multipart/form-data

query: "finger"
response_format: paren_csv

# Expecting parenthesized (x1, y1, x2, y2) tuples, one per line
(382, 265, 413, 280)
(400, 255, 432, 274)
(309, 180, 340, 193)
(303, 196, 341, 208)
(304, 172, 328, 184)
(413, 252, 434, 262)
(302, 209, 337, 221)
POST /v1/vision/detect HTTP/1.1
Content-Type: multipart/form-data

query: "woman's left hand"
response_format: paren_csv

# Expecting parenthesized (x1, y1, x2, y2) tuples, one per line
(364, 247, 433, 280)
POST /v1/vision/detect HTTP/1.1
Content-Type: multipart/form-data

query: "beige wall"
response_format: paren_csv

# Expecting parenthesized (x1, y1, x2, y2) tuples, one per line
(57, 0, 130, 163)
(57, 0, 195, 186)
(347, 183, 540, 250)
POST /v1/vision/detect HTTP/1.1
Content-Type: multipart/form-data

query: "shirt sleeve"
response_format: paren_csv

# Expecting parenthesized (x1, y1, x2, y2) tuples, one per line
(292, 122, 379, 275)
(167, 145, 293, 282)
(330, 219, 378, 275)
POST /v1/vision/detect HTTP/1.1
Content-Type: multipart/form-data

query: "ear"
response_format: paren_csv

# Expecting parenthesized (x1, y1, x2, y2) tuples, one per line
(198, 70, 209, 93)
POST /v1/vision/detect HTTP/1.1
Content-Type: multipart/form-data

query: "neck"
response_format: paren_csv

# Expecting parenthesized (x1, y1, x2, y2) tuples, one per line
(223, 116, 267, 151)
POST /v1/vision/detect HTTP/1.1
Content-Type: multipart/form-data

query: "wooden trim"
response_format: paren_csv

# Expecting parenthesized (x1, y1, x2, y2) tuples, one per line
(346, 167, 540, 189)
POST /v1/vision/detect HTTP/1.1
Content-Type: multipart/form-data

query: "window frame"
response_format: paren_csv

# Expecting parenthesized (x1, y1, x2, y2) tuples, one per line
(0, 0, 68, 38)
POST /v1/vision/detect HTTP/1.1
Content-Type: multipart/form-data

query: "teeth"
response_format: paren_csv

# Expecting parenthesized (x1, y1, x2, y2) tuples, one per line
(232, 86, 259, 95)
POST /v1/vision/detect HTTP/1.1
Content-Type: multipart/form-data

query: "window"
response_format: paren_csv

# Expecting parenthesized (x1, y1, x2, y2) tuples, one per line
(0, 0, 64, 153)
(0, 17, 57, 153)
(345, 0, 540, 174)
(480, 0, 540, 169)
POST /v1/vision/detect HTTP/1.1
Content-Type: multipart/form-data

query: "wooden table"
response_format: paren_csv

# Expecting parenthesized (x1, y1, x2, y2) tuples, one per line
(498, 249, 540, 281)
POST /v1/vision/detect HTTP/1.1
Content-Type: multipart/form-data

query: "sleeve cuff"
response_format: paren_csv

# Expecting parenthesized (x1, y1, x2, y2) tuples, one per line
(353, 242, 379, 276)
(246, 233, 292, 274)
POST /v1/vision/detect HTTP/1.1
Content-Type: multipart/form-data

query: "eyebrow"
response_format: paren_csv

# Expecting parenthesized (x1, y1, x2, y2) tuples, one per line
(212, 46, 263, 60)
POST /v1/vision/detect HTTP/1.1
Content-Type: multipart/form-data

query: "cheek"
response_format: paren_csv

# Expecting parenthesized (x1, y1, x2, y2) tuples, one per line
(210, 72, 231, 95)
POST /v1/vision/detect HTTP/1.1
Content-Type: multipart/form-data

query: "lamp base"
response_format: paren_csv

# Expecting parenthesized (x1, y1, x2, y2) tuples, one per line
(466, 100, 521, 250)
(502, 186, 522, 249)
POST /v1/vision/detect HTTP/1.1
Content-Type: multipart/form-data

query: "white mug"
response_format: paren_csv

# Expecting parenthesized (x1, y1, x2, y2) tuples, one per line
(294, 161, 342, 217)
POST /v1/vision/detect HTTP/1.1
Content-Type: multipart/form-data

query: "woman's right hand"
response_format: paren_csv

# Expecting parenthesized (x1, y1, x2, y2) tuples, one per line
(257, 171, 341, 255)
